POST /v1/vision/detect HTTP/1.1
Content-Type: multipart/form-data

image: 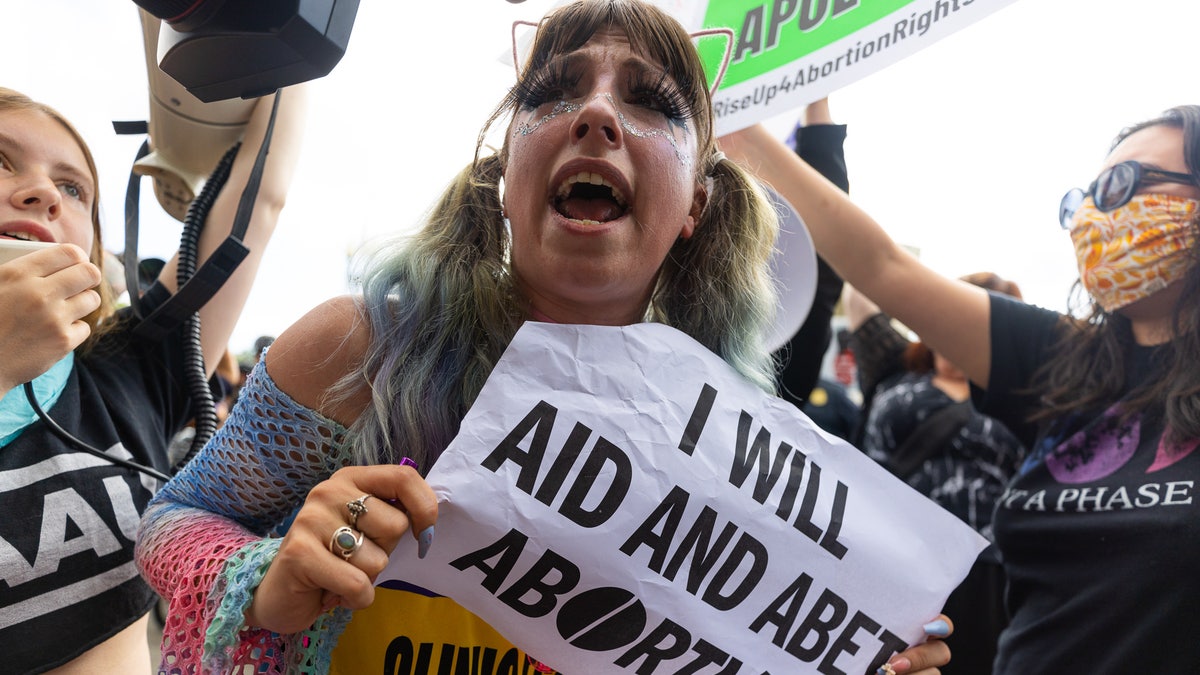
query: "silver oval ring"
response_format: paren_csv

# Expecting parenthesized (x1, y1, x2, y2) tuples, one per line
(329, 526, 364, 560)
(346, 494, 371, 529)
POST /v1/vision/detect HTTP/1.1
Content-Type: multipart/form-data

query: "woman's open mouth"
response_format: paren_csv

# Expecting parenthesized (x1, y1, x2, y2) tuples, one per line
(553, 171, 629, 224)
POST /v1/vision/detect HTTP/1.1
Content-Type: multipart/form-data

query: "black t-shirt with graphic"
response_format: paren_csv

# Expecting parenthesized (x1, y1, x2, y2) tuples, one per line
(978, 294, 1200, 675)
(1, 285, 191, 674)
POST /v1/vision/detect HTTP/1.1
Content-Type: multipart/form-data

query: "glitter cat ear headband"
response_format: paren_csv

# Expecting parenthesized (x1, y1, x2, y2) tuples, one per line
(510, 19, 735, 96)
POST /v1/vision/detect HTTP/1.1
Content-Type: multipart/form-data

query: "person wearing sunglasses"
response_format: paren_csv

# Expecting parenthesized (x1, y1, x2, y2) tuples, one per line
(1059, 159, 1196, 228)
(721, 105, 1200, 674)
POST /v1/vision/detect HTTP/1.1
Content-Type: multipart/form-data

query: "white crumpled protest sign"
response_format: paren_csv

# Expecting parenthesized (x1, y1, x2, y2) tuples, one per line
(382, 322, 987, 674)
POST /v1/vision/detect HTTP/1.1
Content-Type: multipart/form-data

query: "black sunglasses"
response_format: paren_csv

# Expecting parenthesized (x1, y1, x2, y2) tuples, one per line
(1059, 160, 1196, 229)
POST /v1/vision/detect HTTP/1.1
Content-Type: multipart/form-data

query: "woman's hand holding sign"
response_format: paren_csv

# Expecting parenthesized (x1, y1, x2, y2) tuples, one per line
(879, 615, 952, 674)
(245, 463, 438, 635)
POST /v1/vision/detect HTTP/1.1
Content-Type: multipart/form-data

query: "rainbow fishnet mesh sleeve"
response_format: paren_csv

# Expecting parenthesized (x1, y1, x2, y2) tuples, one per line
(135, 359, 355, 674)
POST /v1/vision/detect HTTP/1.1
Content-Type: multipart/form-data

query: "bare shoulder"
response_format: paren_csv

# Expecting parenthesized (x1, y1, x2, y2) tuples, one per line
(263, 295, 372, 426)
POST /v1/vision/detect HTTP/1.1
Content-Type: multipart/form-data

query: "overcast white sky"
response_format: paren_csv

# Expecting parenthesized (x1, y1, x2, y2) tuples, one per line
(5, 0, 1199, 354)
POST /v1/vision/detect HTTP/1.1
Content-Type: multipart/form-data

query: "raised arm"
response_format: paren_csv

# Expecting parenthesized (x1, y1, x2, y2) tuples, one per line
(155, 84, 309, 377)
(775, 98, 849, 405)
(720, 123, 995, 388)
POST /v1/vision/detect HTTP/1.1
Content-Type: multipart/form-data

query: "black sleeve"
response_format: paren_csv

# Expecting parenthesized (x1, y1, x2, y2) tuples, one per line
(972, 293, 1063, 448)
(773, 123, 849, 407)
(795, 123, 849, 192)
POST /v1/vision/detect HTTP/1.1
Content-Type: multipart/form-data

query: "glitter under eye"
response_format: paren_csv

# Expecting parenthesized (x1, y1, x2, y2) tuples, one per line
(518, 90, 696, 165)
(513, 93, 691, 167)
(602, 93, 690, 166)
(515, 100, 583, 136)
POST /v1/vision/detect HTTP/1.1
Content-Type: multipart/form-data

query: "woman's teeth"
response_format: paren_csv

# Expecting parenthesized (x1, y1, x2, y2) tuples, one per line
(1, 232, 39, 242)
(555, 171, 628, 207)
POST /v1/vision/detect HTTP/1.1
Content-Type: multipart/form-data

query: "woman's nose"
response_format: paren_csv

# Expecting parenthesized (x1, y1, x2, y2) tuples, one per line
(10, 173, 61, 219)
(572, 93, 622, 146)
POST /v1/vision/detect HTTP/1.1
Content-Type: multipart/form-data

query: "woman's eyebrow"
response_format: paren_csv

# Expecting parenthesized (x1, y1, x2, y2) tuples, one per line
(1141, 162, 1180, 173)
(538, 51, 585, 74)
(624, 53, 663, 75)
(540, 49, 667, 79)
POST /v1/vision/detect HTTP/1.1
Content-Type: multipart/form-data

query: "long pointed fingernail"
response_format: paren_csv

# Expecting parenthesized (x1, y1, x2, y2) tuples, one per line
(418, 526, 435, 559)
(400, 457, 419, 470)
(923, 619, 950, 637)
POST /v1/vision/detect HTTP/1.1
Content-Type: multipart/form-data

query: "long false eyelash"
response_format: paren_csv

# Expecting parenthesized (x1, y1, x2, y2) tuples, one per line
(628, 70, 697, 122)
(513, 60, 582, 110)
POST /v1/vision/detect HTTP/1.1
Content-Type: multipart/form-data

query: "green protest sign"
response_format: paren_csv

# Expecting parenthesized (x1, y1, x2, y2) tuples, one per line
(508, 0, 1019, 133)
(678, 0, 1021, 134)
(698, 0, 914, 87)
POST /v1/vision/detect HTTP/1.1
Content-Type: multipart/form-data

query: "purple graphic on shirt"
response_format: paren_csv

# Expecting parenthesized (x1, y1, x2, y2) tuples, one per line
(1046, 403, 1198, 482)
(1046, 406, 1139, 484)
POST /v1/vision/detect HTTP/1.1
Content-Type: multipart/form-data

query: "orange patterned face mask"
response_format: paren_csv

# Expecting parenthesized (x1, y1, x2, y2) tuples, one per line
(1068, 194, 1197, 312)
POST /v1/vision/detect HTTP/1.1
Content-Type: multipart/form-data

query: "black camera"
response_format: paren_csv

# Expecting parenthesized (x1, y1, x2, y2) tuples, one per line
(133, 0, 361, 102)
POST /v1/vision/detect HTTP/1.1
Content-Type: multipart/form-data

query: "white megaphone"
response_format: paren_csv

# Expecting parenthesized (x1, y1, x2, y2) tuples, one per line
(761, 183, 818, 353)
(134, 8, 256, 222)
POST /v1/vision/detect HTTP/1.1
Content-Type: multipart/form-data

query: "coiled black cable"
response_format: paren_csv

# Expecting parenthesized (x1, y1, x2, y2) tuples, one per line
(24, 382, 171, 483)
(173, 142, 241, 472)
